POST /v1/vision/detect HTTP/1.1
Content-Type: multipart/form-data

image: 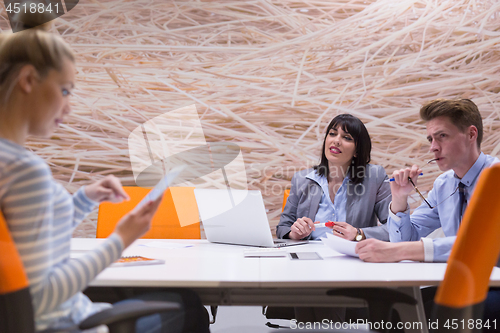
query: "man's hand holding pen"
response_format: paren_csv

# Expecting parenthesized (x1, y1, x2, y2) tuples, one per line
(390, 164, 423, 214)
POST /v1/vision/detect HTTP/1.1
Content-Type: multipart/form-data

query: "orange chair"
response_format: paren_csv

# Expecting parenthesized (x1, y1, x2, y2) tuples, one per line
(0, 212, 180, 333)
(282, 189, 290, 212)
(433, 163, 500, 322)
(97, 186, 224, 324)
(97, 186, 200, 239)
(0, 211, 34, 332)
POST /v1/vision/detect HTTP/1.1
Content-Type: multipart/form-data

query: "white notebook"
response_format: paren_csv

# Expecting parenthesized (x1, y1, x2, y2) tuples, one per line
(244, 248, 287, 257)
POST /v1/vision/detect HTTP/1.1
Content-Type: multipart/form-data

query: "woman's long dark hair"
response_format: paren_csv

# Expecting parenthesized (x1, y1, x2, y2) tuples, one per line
(313, 114, 371, 185)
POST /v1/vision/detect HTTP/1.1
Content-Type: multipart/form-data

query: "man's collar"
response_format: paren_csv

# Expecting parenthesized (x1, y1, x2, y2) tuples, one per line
(455, 152, 485, 186)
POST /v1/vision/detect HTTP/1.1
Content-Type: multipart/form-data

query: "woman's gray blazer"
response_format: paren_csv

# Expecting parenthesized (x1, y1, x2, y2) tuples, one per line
(276, 164, 391, 241)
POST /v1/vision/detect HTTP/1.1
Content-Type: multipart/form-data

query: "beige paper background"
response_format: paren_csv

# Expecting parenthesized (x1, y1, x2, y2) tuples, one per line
(1, 0, 499, 237)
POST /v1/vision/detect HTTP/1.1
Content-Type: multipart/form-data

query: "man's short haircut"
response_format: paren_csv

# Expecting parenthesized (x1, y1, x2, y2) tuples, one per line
(420, 99, 483, 149)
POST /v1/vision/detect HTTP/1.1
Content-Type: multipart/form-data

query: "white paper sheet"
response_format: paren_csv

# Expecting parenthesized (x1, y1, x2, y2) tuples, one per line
(138, 241, 193, 249)
(321, 233, 359, 257)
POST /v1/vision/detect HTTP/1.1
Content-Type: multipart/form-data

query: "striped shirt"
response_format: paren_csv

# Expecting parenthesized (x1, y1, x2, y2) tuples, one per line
(0, 138, 123, 331)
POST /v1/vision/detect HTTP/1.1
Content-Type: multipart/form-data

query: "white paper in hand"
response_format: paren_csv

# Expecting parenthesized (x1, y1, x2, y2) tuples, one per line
(321, 233, 359, 257)
(134, 165, 186, 211)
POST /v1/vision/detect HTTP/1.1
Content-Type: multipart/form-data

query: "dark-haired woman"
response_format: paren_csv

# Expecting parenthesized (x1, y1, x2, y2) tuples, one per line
(277, 113, 391, 242)
(275, 114, 391, 322)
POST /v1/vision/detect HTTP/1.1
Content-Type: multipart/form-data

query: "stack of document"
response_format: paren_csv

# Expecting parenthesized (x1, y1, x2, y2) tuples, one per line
(320, 233, 359, 257)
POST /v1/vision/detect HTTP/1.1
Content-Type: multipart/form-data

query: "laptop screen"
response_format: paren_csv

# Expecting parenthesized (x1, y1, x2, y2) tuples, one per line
(194, 189, 276, 247)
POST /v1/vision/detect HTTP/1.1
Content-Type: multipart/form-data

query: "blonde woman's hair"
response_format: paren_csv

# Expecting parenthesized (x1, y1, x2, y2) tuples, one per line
(0, 12, 74, 106)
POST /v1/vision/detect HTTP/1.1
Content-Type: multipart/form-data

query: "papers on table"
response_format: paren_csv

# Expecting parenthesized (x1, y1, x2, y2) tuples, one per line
(138, 241, 194, 250)
(320, 233, 359, 257)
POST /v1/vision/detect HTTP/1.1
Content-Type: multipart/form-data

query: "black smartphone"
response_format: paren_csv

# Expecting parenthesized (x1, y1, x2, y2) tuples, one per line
(288, 252, 322, 260)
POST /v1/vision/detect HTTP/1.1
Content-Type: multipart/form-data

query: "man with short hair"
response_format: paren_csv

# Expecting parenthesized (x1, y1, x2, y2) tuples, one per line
(355, 99, 499, 323)
(356, 98, 497, 262)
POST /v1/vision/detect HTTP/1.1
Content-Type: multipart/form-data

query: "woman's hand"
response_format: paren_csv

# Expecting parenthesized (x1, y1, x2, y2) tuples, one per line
(85, 175, 130, 203)
(289, 216, 316, 240)
(114, 195, 163, 248)
(330, 221, 360, 241)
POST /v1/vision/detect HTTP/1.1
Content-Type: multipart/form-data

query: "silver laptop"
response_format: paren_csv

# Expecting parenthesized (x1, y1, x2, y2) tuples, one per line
(194, 189, 308, 248)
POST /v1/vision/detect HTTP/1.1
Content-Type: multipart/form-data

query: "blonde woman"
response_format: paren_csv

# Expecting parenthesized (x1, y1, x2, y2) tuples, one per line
(0, 22, 208, 333)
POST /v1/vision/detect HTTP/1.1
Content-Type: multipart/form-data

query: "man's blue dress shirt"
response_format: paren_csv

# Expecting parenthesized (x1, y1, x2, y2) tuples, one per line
(388, 152, 499, 262)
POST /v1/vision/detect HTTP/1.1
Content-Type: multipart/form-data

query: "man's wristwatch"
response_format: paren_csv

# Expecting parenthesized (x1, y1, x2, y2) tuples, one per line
(355, 228, 363, 242)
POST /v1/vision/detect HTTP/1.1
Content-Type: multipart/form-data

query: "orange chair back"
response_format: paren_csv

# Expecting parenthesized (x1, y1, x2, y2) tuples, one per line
(0, 211, 29, 294)
(435, 163, 500, 308)
(282, 189, 290, 212)
(97, 187, 200, 239)
(0, 211, 35, 333)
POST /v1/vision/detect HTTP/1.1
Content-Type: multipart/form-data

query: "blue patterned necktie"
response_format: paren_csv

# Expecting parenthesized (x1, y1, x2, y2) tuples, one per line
(458, 182, 467, 222)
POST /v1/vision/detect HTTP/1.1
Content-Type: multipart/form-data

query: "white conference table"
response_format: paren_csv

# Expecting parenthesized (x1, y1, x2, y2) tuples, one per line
(71, 238, 500, 333)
